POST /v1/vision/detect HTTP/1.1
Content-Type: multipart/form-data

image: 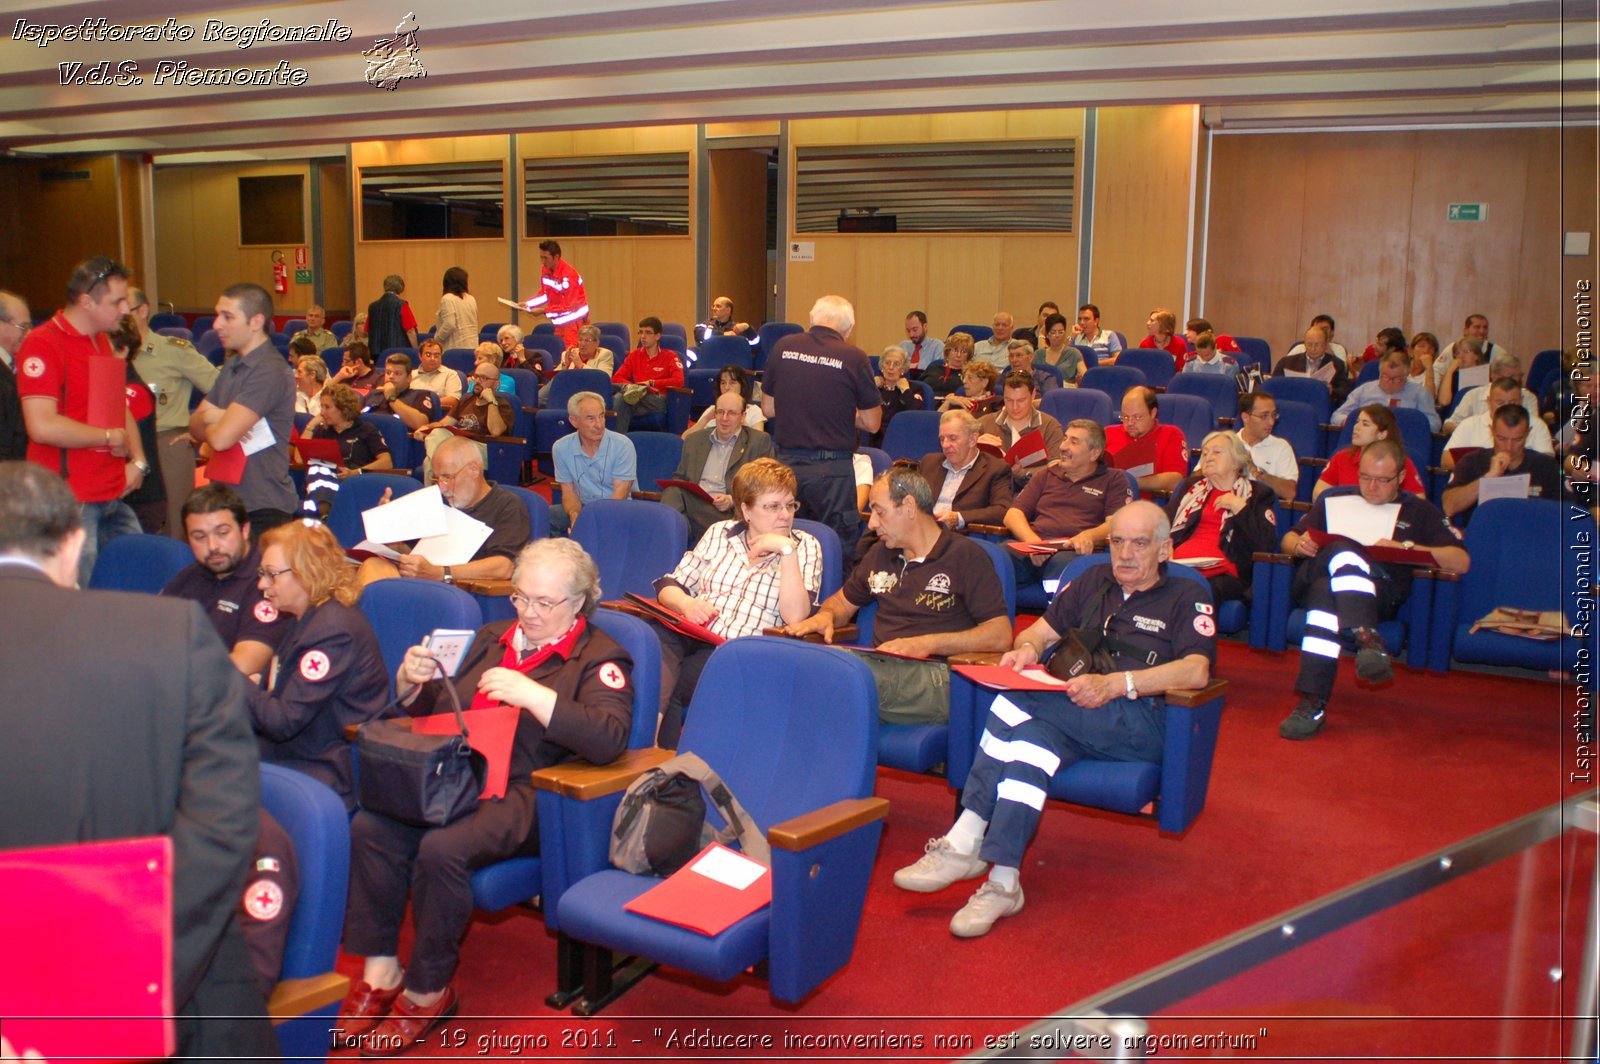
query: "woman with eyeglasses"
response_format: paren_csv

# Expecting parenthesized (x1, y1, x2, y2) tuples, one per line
(340, 539, 632, 1047)
(648, 457, 822, 746)
(248, 520, 388, 809)
(1312, 403, 1424, 500)
(1163, 430, 1280, 605)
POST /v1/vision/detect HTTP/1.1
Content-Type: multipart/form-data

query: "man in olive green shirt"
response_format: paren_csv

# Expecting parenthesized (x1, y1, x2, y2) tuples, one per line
(289, 304, 338, 353)
(130, 288, 220, 537)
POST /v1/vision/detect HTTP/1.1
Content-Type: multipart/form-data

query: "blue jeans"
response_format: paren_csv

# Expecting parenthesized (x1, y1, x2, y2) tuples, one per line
(78, 497, 141, 586)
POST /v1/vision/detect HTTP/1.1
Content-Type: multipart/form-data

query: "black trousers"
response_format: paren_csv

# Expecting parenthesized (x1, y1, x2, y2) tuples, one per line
(1290, 538, 1405, 699)
(648, 621, 717, 749)
(176, 916, 279, 1061)
(783, 453, 859, 547)
(344, 786, 538, 994)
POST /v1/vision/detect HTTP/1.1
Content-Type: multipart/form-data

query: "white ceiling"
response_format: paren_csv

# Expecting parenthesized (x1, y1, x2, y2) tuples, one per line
(0, 0, 1594, 158)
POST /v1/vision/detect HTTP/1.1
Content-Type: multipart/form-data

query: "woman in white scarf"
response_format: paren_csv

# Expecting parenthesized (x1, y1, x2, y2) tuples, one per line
(1164, 430, 1280, 605)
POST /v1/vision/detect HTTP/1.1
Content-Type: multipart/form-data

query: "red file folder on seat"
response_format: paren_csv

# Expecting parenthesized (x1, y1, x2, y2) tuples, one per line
(624, 843, 771, 936)
(0, 835, 175, 1063)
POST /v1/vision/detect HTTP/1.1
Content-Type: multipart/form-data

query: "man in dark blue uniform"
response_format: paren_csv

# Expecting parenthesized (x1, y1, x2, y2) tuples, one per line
(760, 294, 880, 545)
(893, 500, 1215, 937)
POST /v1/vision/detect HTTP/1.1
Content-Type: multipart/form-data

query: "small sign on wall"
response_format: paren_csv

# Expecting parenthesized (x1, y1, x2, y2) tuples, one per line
(788, 241, 815, 262)
(294, 247, 308, 267)
(294, 269, 313, 285)
(1447, 203, 1486, 222)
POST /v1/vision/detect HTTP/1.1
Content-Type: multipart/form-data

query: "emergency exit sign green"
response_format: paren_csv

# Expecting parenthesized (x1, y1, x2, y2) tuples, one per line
(1448, 203, 1485, 221)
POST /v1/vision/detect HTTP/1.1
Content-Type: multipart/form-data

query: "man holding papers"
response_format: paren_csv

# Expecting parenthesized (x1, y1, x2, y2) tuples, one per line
(659, 390, 774, 542)
(976, 371, 1063, 486)
(895, 501, 1213, 937)
(1104, 387, 1189, 494)
(1442, 404, 1563, 528)
(1440, 377, 1553, 471)
(189, 281, 298, 536)
(357, 435, 530, 586)
(17, 255, 147, 583)
(1278, 439, 1469, 740)
(781, 468, 1011, 724)
(1004, 418, 1133, 592)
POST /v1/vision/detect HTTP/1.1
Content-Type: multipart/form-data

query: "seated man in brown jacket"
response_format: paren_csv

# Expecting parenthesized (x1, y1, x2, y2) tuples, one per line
(855, 410, 1011, 560)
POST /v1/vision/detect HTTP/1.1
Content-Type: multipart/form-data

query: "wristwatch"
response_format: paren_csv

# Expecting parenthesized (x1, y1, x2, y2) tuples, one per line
(1402, 540, 1415, 550)
(132, 458, 152, 476)
(1124, 671, 1138, 699)
(442, 566, 454, 584)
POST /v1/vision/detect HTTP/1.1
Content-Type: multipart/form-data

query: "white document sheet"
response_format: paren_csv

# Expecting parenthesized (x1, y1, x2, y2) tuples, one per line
(410, 506, 492, 567)
(1323, 496, 1400, 545)
(1476, 472, 1530, 504)
(239, 417, 275, 456)
(690, 845, 767, 890)
(1457, 363, 1491, 390)
(361, 484, 449, 544)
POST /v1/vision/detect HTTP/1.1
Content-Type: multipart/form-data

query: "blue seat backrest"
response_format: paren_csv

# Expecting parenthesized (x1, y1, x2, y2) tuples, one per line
(442, 348, 476, 376)
(1271, 398, 1323, 462)
(598, 336, 626, 365)
(148, 312, 186, 330)
(630, 431, 684, 490)
(662, 323, 687, 339)
(952, 324, 994, 343)
(1041, 386, 1114, 427)
(756, 322, 804, 372)
(325, 472, 421, 549)
(1527, 349, 1563, 399)
(479, 323, 506, 343)
(659, 335, 687, 359)
(502, 367, 541, 411)
(258, 764, 349, 981)
(1459, 498, 1579, 621)
(544, 369, 611, 411)
(357, 579, 483, 695)
(1153, 393, 1215, 467)
(525, 335, 565, 364)
(1167, 372, 1240, 426)
(695, 335, 754, 372)
(358, 412, 418, 472)
(498, 484, 550, 540)
(589, 609, 666, 749)
(1118, 348, 1176, 389)
(680, 638, 877, 830)
(571, 498, 689, 601)
(1356, 359, 1381, 385)
(88, 533, 194, 592)
(793, 518, 844, 601)
(1233, 336, 1271, 370)
(858, 447, 891, 477)
(1080, 365, 1147, 408)
(880, 409, 941, 462)
(1260, 376, 1332, 423)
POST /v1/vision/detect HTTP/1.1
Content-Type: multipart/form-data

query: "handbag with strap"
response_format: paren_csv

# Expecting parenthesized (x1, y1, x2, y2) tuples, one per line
(356, 674, 487, 828)
(610, 752, 769, 877)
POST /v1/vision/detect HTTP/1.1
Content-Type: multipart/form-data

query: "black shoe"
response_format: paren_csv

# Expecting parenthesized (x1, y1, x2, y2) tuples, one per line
(1280, 696, 1327, 740)
(1352, 627, 1393, 684)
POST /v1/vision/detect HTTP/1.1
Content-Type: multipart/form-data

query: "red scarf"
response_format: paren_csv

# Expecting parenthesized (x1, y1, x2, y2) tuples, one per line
(469, 617, 586, 710)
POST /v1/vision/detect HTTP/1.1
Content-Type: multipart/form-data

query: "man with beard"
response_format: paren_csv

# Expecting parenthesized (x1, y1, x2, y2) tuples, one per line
(163, 483, 290, 676)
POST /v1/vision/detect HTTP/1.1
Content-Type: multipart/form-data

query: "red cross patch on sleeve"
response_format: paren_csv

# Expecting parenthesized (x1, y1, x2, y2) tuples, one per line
(243, 878, 284, 921)
(254, 600, 279, 623)
(299, 649, 331, 682)
(597, 662, 626, 690)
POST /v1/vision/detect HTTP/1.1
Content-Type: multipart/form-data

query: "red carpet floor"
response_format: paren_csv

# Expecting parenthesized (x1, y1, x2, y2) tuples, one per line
(334, 642, 1590, 1060)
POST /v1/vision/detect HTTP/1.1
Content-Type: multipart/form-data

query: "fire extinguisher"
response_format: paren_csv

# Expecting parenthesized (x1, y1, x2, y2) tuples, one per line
(271, 250, 288, 295)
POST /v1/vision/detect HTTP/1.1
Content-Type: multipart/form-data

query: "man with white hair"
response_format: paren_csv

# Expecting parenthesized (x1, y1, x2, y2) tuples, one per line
(761, 294, 880, 543)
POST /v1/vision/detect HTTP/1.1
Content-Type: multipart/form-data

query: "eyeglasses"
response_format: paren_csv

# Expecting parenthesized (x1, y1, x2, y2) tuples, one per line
(471, 373, 496, 382)
(434, 465, 476, 484)
(0, 319, 28, 335)
(1357, 472, 1400, 485)
(1118, 413, 1151, 423)
(1246, 409, 1279, 420)
(753, 500, 800, 515)
(257, 565, 294, 582)
(509, 592, 576, 614)
(1107, 536, 1154, 551)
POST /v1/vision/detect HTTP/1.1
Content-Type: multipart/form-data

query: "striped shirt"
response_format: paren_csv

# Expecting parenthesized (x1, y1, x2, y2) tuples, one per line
(655, 521, 823, 640)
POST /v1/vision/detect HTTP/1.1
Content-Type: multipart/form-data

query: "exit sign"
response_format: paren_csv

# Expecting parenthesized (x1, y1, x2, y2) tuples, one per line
(1448, 203, 1486, 222)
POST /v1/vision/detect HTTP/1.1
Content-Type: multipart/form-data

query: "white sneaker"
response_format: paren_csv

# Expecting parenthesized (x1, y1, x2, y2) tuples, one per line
(950, 880, 1025, 937)
(892, 837, 988, 892)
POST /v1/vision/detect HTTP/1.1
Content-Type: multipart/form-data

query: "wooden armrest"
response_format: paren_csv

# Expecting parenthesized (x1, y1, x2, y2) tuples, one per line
(1164, 679, 1229, 707)
(669, 386, 692, 396)
(1252, 551, 1293, 563)
(530, 747, 674, 799)
(483, 434, 528, 447)
(1284, 499, 1312, 512)
(269, 972, 350, 1021)
(455, 577, 514, 596)
(947, 650, 1005, 666)
(762, 625, 860, 644)
(1217, 416, 1236, 428)
(768, 797, 890, 851)
(1427, 465, 1450, 477)
(520, 405, 537, 416)
(631, 490, 663, 501)
(1423, 568, 1461, 582)
(1299, 456, 1329, 469)
(344, 717, 414, 742)
(966, 523, 1008, 536)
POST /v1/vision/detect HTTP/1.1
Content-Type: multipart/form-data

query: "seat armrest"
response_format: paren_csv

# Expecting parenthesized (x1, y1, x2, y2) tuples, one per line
(965, 523, 1008, 536)
(530, 747, 674, 799)
(768, 797, 889, 851)
(454, 576, 514, 596)
(344, 717, 414, 742)
(762, 625, 860, 644)
(269, 972, 350, 1021)
(1299, 456, 1329, 470)
(1164, 679, 1228, 707)
(1252, 551, 1291, 563)
(947, 651, 1004, 666)
(630, 490, 664, 501)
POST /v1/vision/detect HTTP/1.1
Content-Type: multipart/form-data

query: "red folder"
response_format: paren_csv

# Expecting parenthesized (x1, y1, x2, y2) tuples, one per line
(952, 664, 1073, 692)
(411, 705, 520, 800)
(1306, 528, 1436, 566)
(617, 592, 725, 646)
(656, 478, 716, 503)
(204, 443, 246, 484)
(85, 354, 126, 430)
(292, 433, 344, 466)
(624, 843, 772, 936)
(0, 835, 175, 1063)
(978, 428, 1049, 468)
(1005, 538, 1075, 555)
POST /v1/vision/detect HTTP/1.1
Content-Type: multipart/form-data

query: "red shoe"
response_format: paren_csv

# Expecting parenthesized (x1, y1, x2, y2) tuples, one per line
(334, 979, 404, 1043)
(360, 986, 459, 1057)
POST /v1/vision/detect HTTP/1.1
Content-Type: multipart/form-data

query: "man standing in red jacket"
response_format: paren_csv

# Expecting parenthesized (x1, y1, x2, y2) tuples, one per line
(523, 240, 589, 347)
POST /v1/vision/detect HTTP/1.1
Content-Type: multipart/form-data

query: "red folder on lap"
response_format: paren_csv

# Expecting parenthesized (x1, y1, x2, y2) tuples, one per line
(656, 478, 716, 503)
(0, 835, 175, 1063)
(411, 705, 520, 800)
(1306, 529, 1435, 566)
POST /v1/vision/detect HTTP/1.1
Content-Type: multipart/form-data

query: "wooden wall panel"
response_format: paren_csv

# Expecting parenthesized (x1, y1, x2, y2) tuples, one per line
(318, 161, 355, 314)
(514, 236, 695, 334)
(153, 161, 315, 314)
(1089, 105, 1197, 341)
(357, 242, 511, 337)
(0, 155, 123, 314)
(707, 148, 769, 329)
(1205, 128, 1575, 363)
